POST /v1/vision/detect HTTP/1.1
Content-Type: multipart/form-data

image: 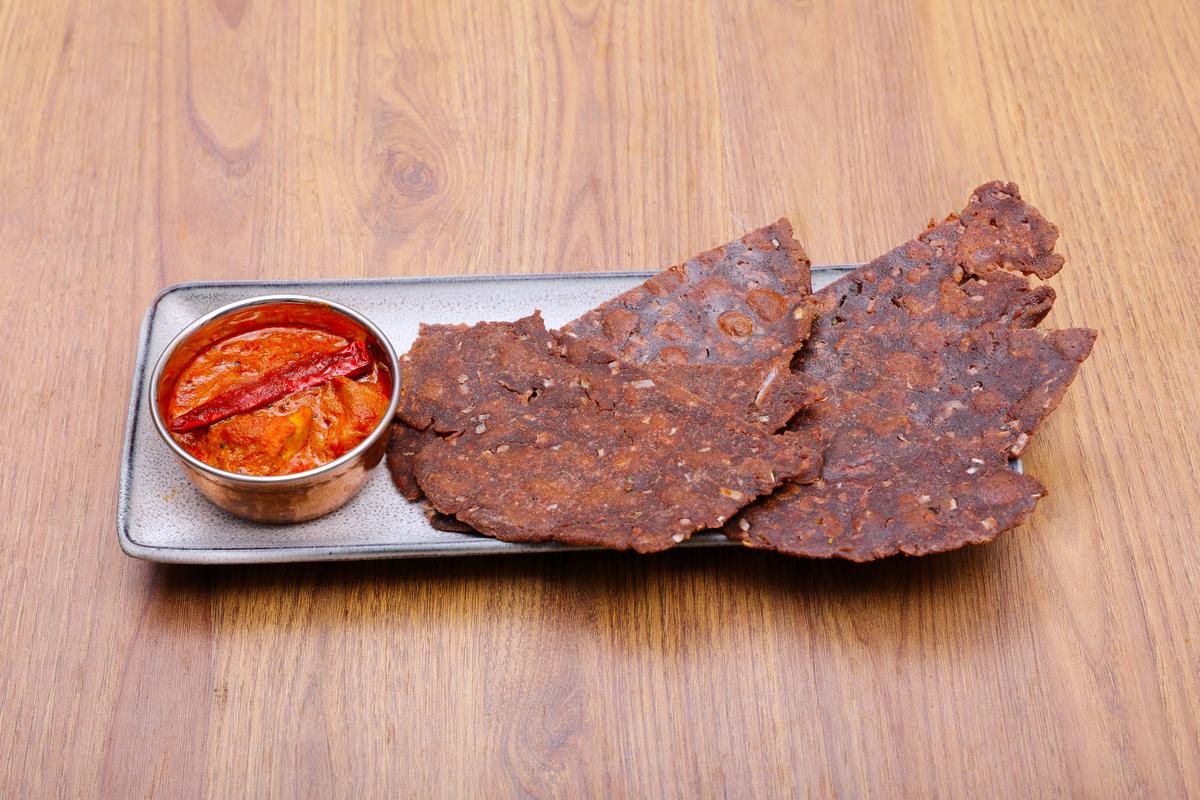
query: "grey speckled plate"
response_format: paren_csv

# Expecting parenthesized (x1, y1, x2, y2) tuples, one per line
(119, 267, 865, 564)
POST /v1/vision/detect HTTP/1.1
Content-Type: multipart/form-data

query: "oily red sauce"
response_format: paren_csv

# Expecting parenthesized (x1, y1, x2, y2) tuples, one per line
(168, 326, 391, 476)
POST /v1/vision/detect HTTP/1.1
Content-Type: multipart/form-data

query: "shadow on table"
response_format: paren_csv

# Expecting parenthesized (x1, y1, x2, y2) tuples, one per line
(131, 536, 1045, 705)
(147, 534, 1018, 625)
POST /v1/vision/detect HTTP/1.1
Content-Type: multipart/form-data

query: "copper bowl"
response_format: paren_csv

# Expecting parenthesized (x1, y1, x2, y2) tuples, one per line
(148, 295, 401, 523)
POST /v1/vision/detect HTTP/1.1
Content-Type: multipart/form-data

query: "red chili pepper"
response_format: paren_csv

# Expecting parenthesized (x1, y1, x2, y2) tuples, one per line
(170, 341, 373, 433)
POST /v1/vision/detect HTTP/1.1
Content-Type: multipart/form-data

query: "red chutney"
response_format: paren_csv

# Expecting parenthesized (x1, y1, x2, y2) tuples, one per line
(168, 326, 391, 476)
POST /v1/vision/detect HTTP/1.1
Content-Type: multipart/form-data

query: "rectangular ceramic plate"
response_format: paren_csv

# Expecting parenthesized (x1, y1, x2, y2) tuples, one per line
(121, 266, 1012, 564)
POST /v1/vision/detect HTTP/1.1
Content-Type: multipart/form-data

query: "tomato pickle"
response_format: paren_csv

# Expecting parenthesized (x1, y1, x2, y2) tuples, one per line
(168, 326, 391, 476)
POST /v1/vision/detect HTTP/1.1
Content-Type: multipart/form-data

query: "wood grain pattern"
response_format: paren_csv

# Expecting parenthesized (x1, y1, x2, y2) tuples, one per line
(2, 0, 1198, 796)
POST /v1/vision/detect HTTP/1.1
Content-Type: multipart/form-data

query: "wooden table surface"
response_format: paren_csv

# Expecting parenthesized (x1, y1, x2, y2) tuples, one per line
(3, 1, 1198, 796)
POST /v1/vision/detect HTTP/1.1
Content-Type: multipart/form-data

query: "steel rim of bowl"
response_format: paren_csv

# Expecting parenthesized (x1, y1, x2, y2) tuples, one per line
(147, 294, 402, 486)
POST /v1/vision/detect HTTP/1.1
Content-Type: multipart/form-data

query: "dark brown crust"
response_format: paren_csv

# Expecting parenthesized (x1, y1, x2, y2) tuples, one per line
(725, 386, 1046, 560)
(798, 182, 1095, 455)
(389, 182, 1091, 562)
(426, 508, 478, 534)
(558, 220, 813, 366)
(400, 313, 821, 551)
(386, 423, 441, 501)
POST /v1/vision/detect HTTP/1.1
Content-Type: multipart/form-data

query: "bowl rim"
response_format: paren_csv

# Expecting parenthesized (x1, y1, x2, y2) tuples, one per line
(147, 293, 402, 486)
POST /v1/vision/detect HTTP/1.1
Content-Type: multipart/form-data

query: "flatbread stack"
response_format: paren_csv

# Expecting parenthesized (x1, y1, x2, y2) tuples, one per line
(387, 182, 1096, 560)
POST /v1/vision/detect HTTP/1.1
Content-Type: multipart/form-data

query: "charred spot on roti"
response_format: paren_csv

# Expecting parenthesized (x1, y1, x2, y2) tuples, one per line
(746, 287, 788, 322)
(718, 311, 755, 339)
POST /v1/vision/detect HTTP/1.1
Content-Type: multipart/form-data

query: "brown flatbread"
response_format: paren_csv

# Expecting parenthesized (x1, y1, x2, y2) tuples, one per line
(386, 313, 561, 503)
(414, 367, 819, 552)
(562, 182, 1093, 560)
(725, 386, 1045, 560)
(401, 313, 821, 551)
(397, 313, 562, 435)
(389, 219, 814, 503)
(558, 219, 813, 365)
(751, 182, 1093, 558)
(799, 181, 1096, 455)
